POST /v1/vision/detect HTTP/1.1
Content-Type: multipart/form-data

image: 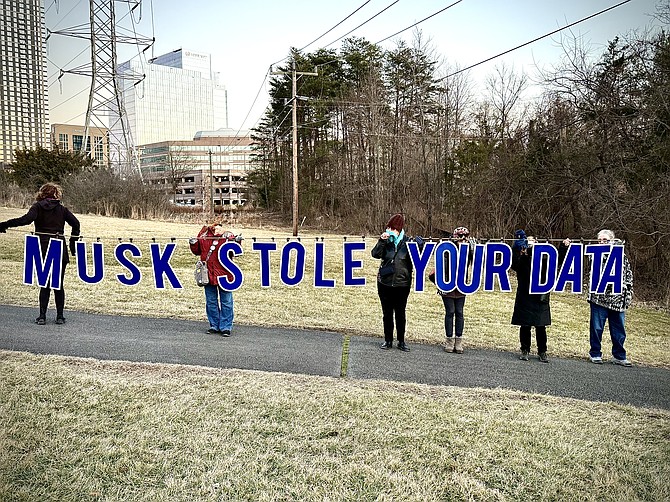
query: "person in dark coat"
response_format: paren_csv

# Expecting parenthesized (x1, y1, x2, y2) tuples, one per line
(0, 182, 80, 324)
(511, 232, 551, 363)
(371, 213, 422, 352)
(189, 222, 242, 336)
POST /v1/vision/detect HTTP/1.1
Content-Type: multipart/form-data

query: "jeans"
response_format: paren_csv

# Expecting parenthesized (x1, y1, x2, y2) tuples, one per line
(589, 303, 627, 360)
(204, 285, 234, 331)
(519, 325, 547, 353)
(377, 282, 411, 343)
(442, 296, 465, 338)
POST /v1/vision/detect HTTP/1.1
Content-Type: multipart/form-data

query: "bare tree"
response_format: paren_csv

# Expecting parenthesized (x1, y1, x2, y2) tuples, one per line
(485, 62, 528, 141)
(163, 144, 197, 203)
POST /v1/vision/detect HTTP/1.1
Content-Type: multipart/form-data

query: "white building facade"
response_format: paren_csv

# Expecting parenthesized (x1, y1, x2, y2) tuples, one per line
(111, 48, 228, 167)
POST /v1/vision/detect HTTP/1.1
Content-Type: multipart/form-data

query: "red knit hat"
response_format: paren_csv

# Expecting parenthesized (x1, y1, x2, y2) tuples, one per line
(386, 213, 404, 231)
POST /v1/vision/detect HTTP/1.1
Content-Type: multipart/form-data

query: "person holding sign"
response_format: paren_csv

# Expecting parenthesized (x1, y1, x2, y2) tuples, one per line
(564, 230, 633, 366)
(511, 232, 551, 363)
(428, 226, 475, 354)
(189, 222, 242, 336)
(0, 182, 80, 325)
(372, 213, 421, 352)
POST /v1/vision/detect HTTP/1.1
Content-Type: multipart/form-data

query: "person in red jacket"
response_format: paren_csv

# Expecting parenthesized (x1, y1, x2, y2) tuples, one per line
(189, 222, 241, 336)
(0, 182, 80, 325)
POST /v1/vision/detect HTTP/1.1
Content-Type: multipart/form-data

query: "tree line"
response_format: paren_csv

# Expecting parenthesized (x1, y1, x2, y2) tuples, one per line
(249, 15, 670, 303)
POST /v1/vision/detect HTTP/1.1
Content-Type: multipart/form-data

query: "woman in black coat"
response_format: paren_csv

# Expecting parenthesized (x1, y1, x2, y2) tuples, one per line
(0, 183, 80, 324)
(371, 213, 418, 352)
(511, 234, 551, 363)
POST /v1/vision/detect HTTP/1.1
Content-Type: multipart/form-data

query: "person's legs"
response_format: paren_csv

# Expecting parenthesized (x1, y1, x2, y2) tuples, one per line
(204, 285, 220, 330)
(535, 326, 547, 354)
(589, 303, 608, 358)
(54, 263, 67, 319)
(607, 309, 627, 361)
(519, 325, 531, 353)
(377, 282, 395, 343)
(442, 296, 455, 338)
(218, 288, 234, 333)
(38, 287, 50, 320)
(393, 287, 411, 343)
(454, 297, 465, 337)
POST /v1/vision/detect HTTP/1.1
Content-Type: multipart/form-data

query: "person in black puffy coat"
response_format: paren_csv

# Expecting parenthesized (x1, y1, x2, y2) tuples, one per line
(371, 213, 423, 352)
(0, 183, 80, 325)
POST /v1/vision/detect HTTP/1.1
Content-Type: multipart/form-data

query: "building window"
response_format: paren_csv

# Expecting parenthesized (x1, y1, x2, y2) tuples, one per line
(72, 134, 83, 152)
(94, 136, 104, 161)
(58, 133, 68, 150)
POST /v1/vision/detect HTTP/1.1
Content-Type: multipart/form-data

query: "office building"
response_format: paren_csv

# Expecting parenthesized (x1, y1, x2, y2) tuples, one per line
(138, 128, 253, 208)
(111, 48, 228, 156)
(0, 0, 49, 167)
(51, 123, 109, 168)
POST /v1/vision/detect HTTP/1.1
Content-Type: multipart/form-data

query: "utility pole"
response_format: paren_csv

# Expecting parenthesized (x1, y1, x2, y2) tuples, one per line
(208, 149, 214, 218)
(272, 58, 317, 236)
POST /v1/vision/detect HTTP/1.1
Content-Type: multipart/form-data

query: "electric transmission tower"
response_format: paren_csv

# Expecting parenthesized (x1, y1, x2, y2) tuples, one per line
(51, 0, 153, 176)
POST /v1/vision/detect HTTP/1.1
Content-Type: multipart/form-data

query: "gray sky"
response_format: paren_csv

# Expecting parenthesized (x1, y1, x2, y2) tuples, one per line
(45, 0, 662, 130)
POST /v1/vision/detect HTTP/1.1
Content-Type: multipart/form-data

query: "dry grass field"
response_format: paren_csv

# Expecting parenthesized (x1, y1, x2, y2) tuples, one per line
(1, 208, 670, 500)
(1, 208, 668, 367)
(1, 351, 669, 501)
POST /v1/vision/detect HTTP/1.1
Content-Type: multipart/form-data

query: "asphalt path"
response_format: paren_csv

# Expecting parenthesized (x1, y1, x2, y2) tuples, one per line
(1, 304, 669, 410)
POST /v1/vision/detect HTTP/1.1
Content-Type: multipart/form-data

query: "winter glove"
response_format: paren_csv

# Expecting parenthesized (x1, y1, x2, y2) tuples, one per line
(69, 236, 79, 256)
(0, 221, 7, 233)
(512, 237, 528, 252)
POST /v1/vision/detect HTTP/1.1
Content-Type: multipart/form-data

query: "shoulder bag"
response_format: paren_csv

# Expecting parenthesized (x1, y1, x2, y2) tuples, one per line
(195, 240, 217, 286)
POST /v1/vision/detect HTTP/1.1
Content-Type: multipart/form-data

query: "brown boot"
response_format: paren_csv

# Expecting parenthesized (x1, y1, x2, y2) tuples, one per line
(444, 337, 455, 352)
(454, 337, 464, 354)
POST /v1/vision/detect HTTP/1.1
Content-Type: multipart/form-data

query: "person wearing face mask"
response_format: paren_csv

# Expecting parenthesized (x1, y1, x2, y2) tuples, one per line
(371, 213, 423, 352)
(189, 221, 242, 337)
(511, 231, 551, 363)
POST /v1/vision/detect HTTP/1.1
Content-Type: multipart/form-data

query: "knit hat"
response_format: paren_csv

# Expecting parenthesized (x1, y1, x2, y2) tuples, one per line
(386, 214, 404, 231)
(514, 229, 526, 239)
(453, 226, 470, 238)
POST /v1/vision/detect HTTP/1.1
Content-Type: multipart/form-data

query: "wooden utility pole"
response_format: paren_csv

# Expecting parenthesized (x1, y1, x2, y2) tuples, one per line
(272, 58, 317, 236)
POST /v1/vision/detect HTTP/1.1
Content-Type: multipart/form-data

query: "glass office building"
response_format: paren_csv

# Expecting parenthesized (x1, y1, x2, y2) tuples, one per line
(111, 48, 228, 153)
(0, 0, 49, 167)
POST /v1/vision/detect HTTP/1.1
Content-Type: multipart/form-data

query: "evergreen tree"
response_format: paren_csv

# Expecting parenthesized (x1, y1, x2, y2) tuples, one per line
(10, 144, 94, 190)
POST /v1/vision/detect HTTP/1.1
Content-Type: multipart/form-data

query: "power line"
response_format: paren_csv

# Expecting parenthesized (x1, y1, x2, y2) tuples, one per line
(269, 1, 377, 68)
(49, 84, 89, 110)
(438, 0, 633, 81)
(375, 0, 463, 44)
(313, 0, 463, 70)
(49, 0, 84, 32)
(322, 0, 401, 49)
(298, 0, 372, 52)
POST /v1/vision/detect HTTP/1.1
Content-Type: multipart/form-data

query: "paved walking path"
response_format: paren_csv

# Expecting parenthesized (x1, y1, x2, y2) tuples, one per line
(1, 304, 669, 410)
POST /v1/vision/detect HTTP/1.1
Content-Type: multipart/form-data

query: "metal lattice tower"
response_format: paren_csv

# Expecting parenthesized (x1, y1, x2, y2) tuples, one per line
(52, 0, 153, 176)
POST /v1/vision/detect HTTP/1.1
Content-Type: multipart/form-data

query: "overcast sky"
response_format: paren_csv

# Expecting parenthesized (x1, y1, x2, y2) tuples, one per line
(45, 0, 662, 131)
